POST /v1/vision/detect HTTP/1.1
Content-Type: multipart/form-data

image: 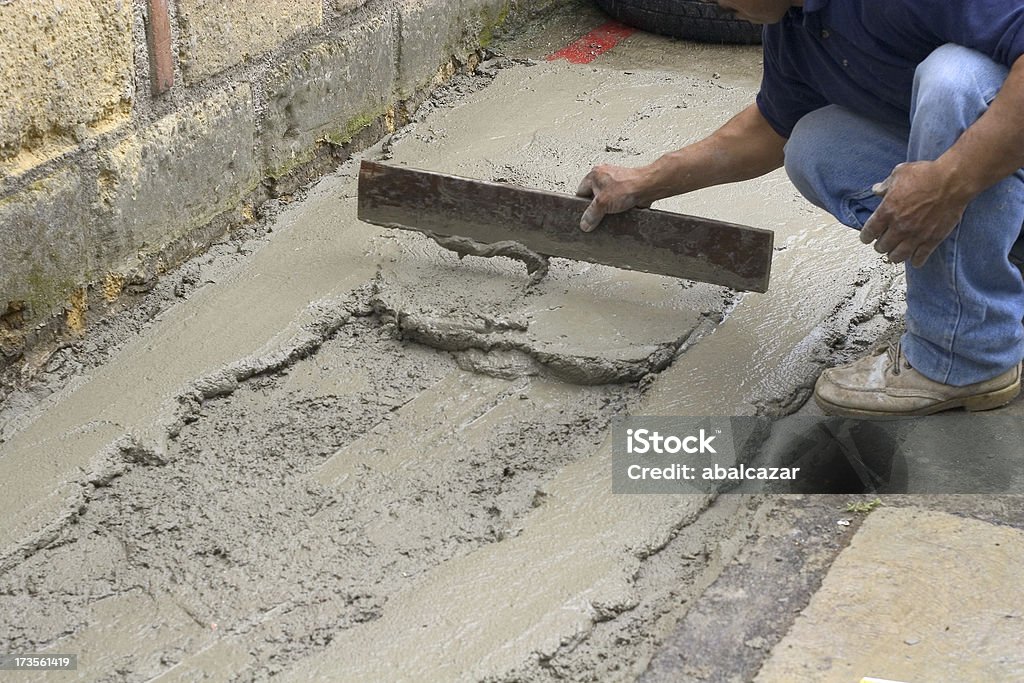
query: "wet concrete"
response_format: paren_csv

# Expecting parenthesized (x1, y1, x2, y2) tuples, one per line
(2, 4, 1023, 681)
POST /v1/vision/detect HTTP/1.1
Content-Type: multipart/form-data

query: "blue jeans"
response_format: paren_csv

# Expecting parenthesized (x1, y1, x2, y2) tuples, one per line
(784, 44, 1024, 386)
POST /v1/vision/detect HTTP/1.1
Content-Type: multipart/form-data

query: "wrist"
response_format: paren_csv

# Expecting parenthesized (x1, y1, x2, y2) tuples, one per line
(640, 153, 692, 204)
(631, 165, 662, 206)
(931, 153, 981, 205)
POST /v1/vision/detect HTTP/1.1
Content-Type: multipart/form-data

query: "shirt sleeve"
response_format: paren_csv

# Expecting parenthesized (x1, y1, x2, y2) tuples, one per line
(756, 23, 830, 138)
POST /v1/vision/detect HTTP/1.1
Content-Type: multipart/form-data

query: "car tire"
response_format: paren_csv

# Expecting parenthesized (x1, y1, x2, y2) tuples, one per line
(594, 0, 763, 45)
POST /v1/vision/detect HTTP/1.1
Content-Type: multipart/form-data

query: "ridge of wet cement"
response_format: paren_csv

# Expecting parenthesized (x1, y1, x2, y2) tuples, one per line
(504, 494, 762, 681)
(424, 231, 551, 285)
(0, 293, 360, 576)
(755, 262, 905, 416)
(0, 313, 639, 678)
(369, 282, 687, 385)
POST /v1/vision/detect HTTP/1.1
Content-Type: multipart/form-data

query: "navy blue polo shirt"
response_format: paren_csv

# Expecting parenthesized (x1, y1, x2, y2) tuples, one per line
(756, 0, 1024, 138)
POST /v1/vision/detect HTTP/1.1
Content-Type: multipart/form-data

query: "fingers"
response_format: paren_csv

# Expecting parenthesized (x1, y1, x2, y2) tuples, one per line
(861, 167, 899, 245)
(884, 240, 917, 264)
(862, 212, 912, 263)
(910, 245, 935, 269)
(576, 174, 594, 198)
(872, 168, 896, 197)
(861, 210, 939, 267)
(580, 198, 604, 233)
(861, 174, 893, 245)
(860, 200, 904, 261)
(577, 168, 603, 231)
(577, 165, 613, 232)
(872, 222, 901, 255)
(860, 213, 882, 245)
(858, 163, 959, 269)
(576, 164, 647, 232)
(885, 240, 937, 267)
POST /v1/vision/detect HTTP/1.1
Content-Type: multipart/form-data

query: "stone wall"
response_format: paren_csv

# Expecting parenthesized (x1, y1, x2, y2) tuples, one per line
(0, 0, 554, 363)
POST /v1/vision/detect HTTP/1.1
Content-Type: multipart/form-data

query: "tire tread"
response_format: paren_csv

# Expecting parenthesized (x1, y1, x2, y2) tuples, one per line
(594, 0, 763, 45)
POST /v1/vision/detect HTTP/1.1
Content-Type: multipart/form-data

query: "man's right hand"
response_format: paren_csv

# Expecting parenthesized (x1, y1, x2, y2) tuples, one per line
(575, 164, 653, 232)
(575, 104, 786, 232)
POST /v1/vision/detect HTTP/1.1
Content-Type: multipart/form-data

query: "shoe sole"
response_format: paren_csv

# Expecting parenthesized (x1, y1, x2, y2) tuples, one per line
(814, 379, 1022, 418)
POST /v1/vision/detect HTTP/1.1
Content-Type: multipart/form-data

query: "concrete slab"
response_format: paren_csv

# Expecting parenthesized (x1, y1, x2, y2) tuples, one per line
(756, 507, 1024, 682)
(272, 51, 907, 683)
(1, 49, 757, 683)
(3, 5, 1016, 683)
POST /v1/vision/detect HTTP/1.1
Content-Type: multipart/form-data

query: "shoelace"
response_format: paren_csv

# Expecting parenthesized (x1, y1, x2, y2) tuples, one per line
(886, 341, 910, 376)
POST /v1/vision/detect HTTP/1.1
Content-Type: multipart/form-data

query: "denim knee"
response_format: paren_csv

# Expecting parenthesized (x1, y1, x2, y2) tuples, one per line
(911, 44, 1009, 136)
(783, 107, 837, 210)
(784, 106, 904, 228)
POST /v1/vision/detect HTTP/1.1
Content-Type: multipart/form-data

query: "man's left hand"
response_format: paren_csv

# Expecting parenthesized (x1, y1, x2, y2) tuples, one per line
(859, 160, 970, 268)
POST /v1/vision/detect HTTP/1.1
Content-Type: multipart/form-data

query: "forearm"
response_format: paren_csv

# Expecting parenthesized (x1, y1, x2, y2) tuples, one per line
(633, 103, 787, 204)
(933, 54, 1024, 203)
(576, 103, 787, 232)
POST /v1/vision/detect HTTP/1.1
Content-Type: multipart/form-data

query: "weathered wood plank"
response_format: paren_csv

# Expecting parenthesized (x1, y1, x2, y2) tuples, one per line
(358, 160, 773, 292)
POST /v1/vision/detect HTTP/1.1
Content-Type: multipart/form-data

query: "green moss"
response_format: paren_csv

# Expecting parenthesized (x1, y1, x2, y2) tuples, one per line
(325, 111, 378, 146)
(267, 106, 388, 179)
(479, 2, 511, 48)
(23, 266, 77, 316)
(266, 151, 312, 181)
(844, 498, 883, 514)
(479, 24, 494, 48)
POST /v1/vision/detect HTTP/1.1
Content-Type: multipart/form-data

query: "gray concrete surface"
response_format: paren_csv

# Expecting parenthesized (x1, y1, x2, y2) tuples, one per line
(1, 3, 1022, 682)
(262, 14, 397, 175)
(99, 85, 260, 251)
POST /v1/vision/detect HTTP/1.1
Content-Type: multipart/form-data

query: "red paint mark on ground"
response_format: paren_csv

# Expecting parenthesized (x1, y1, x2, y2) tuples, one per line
(546, 21, 637, 64)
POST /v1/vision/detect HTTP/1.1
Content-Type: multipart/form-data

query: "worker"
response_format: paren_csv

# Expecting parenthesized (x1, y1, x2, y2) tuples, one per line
(576, 0, 1024, 417)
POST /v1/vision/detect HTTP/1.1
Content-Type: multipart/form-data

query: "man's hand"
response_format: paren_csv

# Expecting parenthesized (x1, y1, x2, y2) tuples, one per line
(576, 164, 652, 232)
(575, 104, 786, 232)
(859, 160, 971, 268)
